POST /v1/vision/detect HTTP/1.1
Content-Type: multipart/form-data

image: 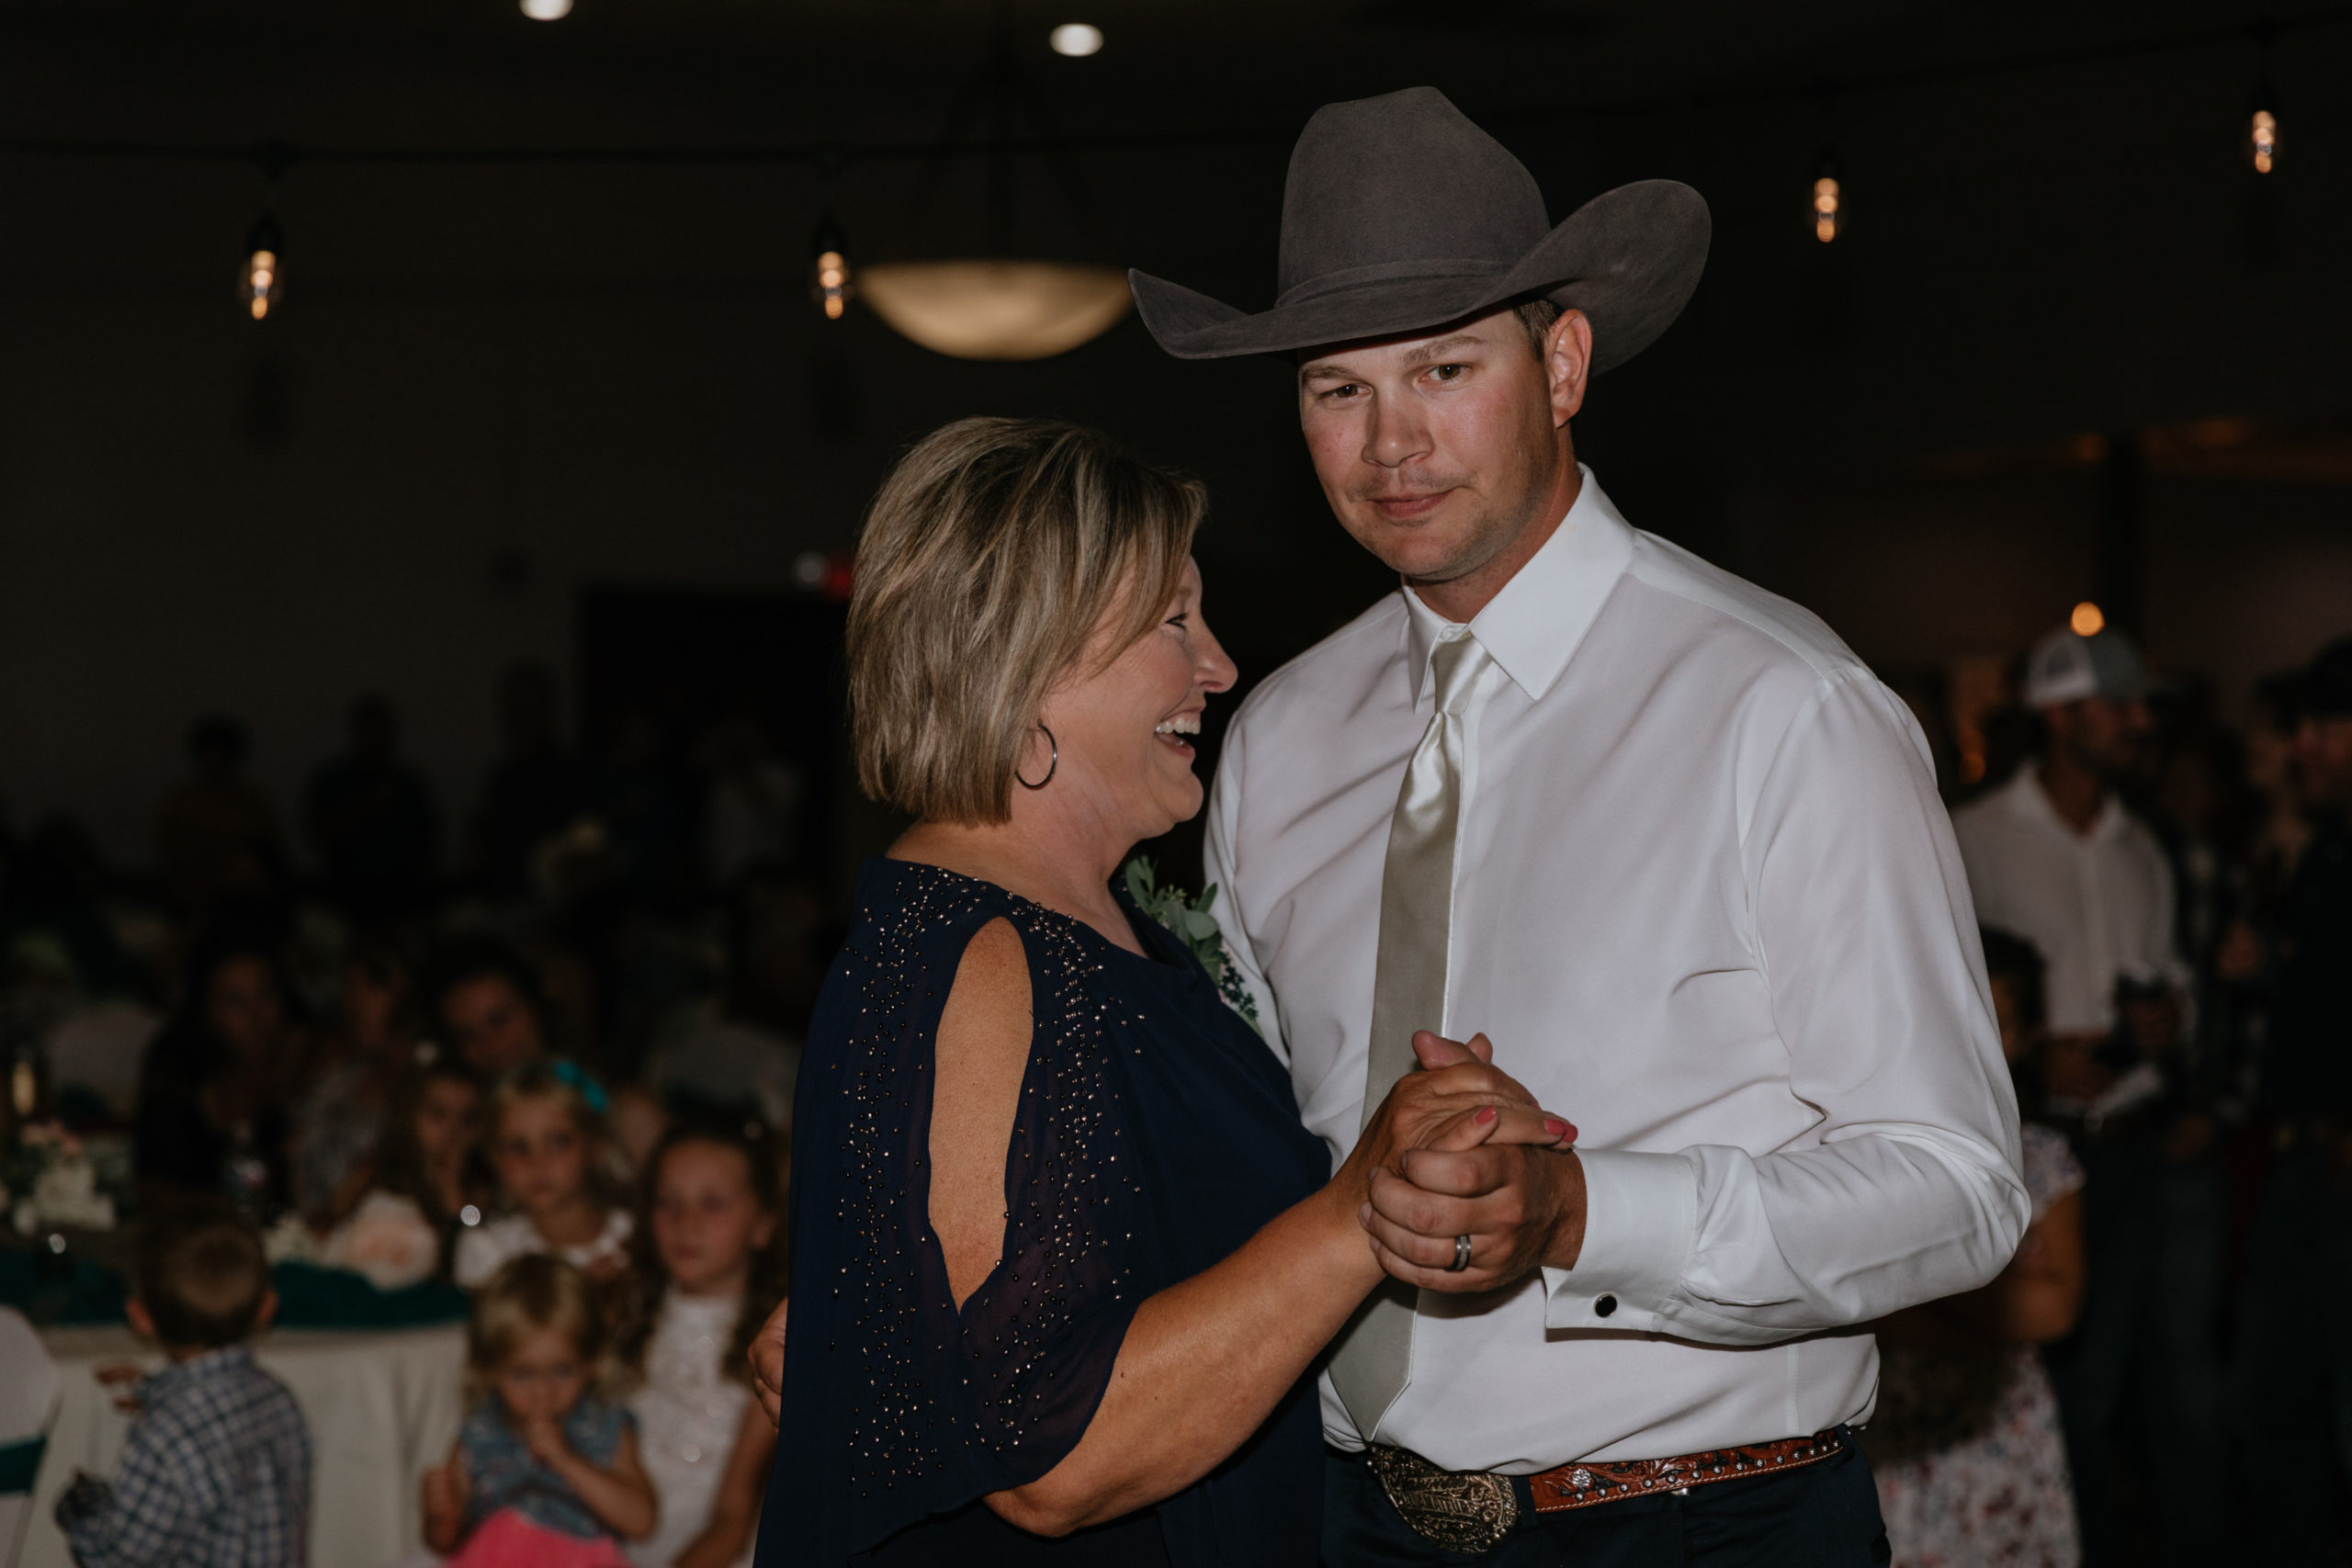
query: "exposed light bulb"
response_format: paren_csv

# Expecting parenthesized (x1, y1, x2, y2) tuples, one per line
(810, 214, 854, 321)
(521, 0, 572, 19)
(1049, 22, 1103, 56)
(2250, 107, 2278, 174)
(242, 215, 285, 321)
(1812, 175, 1841, 243)
(2071, 602, 2106, 637)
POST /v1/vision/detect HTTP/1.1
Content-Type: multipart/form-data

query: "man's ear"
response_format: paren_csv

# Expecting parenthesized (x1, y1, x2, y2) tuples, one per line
(1546, 309, 1593, 428)
(252, 1287, 279, 1337)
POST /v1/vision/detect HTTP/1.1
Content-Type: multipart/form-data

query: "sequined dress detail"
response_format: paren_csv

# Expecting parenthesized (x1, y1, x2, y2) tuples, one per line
(757, 859, 1329, 1566)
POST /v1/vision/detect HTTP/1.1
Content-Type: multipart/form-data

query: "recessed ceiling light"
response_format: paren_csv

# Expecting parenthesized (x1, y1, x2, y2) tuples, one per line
(1049, 22, 1103, 57)
(521, 0, 572, 19)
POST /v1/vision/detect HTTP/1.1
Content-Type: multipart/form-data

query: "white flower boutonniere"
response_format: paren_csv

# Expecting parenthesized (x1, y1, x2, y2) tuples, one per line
(1122, 857, 1264, 1035)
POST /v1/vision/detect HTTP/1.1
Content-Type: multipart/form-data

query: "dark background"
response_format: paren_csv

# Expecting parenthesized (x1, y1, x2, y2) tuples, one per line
(1, 0, 2346, 894)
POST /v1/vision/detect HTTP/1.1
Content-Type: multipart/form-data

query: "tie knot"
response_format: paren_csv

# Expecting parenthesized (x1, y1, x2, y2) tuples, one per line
(1427, 632, 1488, 715)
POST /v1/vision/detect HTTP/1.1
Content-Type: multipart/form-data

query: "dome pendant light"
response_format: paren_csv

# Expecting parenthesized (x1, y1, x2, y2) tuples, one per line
(839, 37, 1130, 361)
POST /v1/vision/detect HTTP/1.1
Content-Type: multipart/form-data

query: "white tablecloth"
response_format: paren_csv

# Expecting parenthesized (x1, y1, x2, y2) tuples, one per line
(24, 1324, 466, 1568)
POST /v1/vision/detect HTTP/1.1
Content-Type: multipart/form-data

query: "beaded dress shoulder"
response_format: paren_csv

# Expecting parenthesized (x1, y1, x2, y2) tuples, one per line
(757, 858, 1328, 1567)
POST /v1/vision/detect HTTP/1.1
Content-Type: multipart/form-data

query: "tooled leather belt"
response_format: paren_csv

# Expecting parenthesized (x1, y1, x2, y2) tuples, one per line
(1365, 1427, 1847, 1552)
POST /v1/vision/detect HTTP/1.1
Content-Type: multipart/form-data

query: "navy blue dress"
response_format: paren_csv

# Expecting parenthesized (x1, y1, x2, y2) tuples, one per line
(757, 859, 1329, 1567)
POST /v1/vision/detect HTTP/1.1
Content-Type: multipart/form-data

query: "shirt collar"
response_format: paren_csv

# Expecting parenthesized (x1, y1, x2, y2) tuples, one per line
(1401, 465, 1638, 706)
(141, 1343, 254, 1402)
(2004, 761, 2129, 842)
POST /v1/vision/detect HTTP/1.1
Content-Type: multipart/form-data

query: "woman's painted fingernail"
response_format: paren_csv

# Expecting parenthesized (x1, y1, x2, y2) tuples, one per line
(1544, 1117, 1575, 1140)
(1475, 1105, 1498, 1124)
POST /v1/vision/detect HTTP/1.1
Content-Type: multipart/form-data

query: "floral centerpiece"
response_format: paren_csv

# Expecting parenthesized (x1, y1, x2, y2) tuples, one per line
(4, 1121, 119, 1235)
(1122, 858, 1263, 1036)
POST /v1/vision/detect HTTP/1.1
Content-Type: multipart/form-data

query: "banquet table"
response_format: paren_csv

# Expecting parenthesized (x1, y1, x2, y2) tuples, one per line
(23, 1323, 466, 1568)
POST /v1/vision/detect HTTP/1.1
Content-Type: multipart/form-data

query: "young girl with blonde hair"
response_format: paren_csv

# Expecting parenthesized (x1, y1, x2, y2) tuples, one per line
(454, 1059, 632, 1288)
(422, 1254, 656, 1565)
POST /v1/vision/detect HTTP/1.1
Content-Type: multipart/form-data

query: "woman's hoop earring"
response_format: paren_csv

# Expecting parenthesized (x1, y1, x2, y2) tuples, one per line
(1015, 725, 1058, 790)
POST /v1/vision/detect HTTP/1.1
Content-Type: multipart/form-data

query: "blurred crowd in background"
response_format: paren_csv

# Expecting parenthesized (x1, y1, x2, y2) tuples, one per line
(1, 614, 2349, 1565)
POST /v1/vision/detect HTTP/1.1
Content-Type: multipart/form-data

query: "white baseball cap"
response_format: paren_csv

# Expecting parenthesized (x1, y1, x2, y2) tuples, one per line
(2023, 627, 2150, 708)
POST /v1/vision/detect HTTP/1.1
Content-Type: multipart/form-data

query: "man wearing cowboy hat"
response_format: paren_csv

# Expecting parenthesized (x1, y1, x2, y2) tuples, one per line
(1136, 87, 2028, 1563)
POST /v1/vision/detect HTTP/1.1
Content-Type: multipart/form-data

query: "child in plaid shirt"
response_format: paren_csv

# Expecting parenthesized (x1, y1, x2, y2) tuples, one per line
(55, 1213, 313, 1568)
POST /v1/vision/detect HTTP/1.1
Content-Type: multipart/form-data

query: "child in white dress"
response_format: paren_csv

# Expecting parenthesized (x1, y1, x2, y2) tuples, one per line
(455, 1059, 634, 1289)
(610, 1115, 786, 1568)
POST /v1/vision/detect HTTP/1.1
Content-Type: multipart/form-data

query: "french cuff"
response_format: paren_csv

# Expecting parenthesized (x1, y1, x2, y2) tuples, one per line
(1540, 1148, 1699, 1333)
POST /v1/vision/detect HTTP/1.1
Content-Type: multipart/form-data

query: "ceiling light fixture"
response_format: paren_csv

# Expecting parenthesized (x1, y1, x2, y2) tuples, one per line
(2246, 23, 2280, 175)
(2249, 106, 2278, 174)
(1049, 23, 1103, 57)
(521, 0, 572, 19)
(1810, 156, 1842, 243)
(832, 39, 1131, 360)
(811, 214, 854, 321)
(858, 261, 1132, 360)
(241, 213, 284, 321)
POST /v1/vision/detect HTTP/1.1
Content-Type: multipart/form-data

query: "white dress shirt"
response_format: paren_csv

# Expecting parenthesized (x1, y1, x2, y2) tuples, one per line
(1204, 468, 2028, 1472)
(1951, 768, 2188, 1036)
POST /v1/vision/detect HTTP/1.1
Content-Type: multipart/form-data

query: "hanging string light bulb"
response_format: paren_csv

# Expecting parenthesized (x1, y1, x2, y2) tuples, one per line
(1811, 153, 1843, 243)
(2249, 105, 2278, 173)
(242, 212, 285, 321)
(2246, 24, 2280, 175)
(810, 214, 854, 321)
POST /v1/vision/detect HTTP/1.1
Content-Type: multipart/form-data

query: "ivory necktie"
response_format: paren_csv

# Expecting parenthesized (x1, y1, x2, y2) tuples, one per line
(1328, 628, 1490, 1440)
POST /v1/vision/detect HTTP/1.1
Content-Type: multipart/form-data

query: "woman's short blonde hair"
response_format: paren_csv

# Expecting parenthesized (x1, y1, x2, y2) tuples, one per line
(849, 417, 1204, 825)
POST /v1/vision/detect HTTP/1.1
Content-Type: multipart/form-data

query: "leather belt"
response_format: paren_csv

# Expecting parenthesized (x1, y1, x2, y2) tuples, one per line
(1366, 1427, 1846, 1553)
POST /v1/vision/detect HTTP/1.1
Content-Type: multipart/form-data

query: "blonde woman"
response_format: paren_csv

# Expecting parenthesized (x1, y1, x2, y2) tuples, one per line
(754, 419, 1571, 1567)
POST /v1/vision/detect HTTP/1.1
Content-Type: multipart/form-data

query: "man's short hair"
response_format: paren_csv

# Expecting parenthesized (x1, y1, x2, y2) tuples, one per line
(136, 1211, 271, 1349)
(1513, 298, 1563, 357)
(847, 418, 1204, 825)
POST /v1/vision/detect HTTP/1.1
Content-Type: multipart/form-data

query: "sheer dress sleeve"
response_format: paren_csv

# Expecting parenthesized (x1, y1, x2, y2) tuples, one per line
(765, 870, 1148, 1562)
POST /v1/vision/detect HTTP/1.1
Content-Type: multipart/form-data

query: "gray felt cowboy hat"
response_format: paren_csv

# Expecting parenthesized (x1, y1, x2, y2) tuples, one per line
(1128, 85, 1710, 368)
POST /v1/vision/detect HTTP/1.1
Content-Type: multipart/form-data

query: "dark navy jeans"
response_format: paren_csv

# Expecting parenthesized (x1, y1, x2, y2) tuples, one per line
(1322, 1434, 1890, 1567)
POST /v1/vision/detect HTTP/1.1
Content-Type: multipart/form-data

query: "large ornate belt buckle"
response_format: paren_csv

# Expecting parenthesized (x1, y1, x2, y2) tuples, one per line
(1365, 1444, 1519, 1553)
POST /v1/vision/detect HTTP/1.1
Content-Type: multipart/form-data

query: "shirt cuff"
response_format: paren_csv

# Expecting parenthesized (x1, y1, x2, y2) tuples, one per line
(1540, 1148, 1699, 1333)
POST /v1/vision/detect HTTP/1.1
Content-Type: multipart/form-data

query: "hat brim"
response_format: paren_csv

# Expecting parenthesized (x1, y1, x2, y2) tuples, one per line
(1129, 179, 1710, 369)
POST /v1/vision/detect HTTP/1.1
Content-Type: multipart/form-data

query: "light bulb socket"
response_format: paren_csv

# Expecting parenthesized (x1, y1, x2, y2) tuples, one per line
(245, 213, 286, 258)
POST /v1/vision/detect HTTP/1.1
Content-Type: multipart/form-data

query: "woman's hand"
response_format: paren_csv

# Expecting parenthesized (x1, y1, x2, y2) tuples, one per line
(749, 1297, 789, 1425)
(1349, 1031, 1585, 1295)
(1335, 1030, 1575, 1209)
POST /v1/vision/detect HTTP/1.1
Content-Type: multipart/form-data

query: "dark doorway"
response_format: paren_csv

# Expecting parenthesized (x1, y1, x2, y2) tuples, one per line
(576, 585, 849, 898)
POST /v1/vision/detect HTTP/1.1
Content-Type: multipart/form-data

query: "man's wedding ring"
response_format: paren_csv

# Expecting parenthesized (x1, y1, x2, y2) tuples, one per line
(1447, 1234, 1474, 1272)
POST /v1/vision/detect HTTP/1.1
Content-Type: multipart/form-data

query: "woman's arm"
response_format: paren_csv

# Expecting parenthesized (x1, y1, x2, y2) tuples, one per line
(1996, 1190, 2084, 1345)
(934, 919, 1560, 1538)
(671, 1398, 779, 1568)
(531, 1422, 660, 1541)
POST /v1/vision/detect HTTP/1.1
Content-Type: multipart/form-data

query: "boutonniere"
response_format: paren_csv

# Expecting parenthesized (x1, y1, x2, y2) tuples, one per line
(1122, 857, 1264, 1035)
